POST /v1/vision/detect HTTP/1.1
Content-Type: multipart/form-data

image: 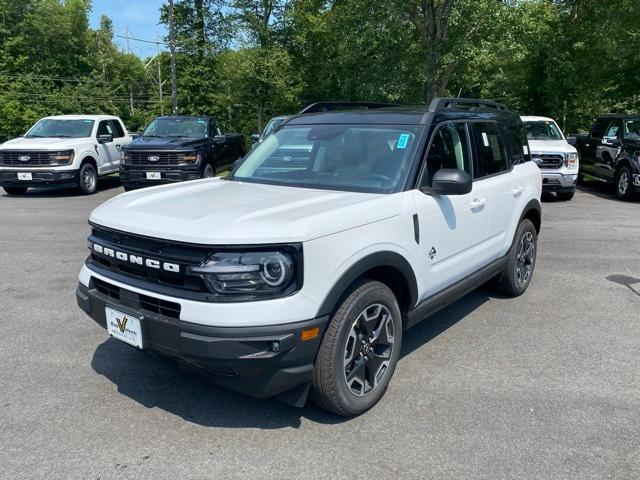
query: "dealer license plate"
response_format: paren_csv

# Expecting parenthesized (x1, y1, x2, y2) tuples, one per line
(17, 172, 32, 181)
(105, 307, 143, 349)
(146, 172, 161, 180)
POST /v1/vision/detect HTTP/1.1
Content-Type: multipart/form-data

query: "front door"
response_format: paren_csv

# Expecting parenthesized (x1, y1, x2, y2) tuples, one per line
(413, 121, 491, 299)
(96, 120, 120, 173)
(595, 119, 622, 181)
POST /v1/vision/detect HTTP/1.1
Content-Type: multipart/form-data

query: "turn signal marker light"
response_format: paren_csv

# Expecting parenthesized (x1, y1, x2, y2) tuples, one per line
(300, 327, 320, 342)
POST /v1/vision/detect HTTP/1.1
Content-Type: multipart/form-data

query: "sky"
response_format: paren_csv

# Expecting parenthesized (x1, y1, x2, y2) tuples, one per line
(89, 0, 168, 58)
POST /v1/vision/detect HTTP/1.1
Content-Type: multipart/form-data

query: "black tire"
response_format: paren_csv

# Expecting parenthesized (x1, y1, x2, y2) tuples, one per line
(494, 219, 537, 297)
(311, 280, 403, 416)
(202, 163, 215, 178)
(557, 190, 575, 201)
(3, 186, 28, 195)
(78, 162, 98, 195)
(615, 166, 634, 200)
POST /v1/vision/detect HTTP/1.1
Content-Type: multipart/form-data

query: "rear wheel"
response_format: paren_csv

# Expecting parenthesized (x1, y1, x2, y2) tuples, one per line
(3, 186, 28, 195)
(311, 280, 402, 416)
(494, 219, 537, 297)
(78, 163, 98, 195)
(615, 166, 634, 200)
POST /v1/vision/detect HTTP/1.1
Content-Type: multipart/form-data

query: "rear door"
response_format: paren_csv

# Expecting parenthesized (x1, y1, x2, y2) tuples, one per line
(413, 121, 491, 298)
(595, 119, 622, 180)
(581, 118, 609, 177)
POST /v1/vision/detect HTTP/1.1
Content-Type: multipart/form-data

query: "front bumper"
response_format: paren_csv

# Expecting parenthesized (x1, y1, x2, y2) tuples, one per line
(541, 171, 577, 193)
(120, 166, 201, 189)
(0, 169, 79, 187)
(76, 280, 328, 402)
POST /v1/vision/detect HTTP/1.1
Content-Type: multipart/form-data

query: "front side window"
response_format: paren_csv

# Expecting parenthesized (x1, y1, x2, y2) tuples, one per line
(472, 123, 508, 178)
(233, 124, 423, 193)
(604, 120, 622, 139)
(591, 118, 610, 139)
(97, 121, 114, 136)
(421, 122, 471, 188)
(143, 118, 208, 138)
(624, 118, 640, 139)
(25, 119, 95, 139)
(524, 121, 563, 141)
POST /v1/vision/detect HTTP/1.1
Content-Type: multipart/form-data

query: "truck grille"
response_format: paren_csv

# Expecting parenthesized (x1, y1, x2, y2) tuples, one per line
(93, 277, 181, 319)
(0, 151, 56, 167)
(126, 151, 185, 166)
(534, 154, 565, 169)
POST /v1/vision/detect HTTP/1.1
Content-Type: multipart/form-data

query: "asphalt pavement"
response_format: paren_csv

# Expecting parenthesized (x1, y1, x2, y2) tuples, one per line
(1, 178, 639, 479)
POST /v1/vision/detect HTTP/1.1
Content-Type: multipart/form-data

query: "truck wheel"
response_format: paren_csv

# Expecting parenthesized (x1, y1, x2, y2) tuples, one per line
(203, 164, 215, 178)
(3, 186, 28, 195)
(78, 163, 98, 195)
(615, 166, 634, 200)
(557, 190, 575, 201)
(311, 280, 402, 416)
(494, 219, 537, 297)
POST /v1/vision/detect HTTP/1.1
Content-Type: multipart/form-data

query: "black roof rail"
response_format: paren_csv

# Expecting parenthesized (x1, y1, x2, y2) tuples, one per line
(299, 101, 398, 114)
(429, 97, 509, 113)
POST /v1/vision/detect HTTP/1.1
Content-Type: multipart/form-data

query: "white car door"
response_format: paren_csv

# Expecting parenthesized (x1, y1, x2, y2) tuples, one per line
(95, 120, 120, 173)
(413, 121, 491, 299)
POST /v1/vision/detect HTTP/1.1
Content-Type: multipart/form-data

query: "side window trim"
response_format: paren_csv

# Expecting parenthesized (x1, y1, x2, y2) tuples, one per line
(415, 120, 473, 189)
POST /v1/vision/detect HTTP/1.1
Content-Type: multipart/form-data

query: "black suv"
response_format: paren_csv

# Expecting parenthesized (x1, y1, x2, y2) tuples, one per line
(570, 114, 640, 200)
(120, 116, 245, 191)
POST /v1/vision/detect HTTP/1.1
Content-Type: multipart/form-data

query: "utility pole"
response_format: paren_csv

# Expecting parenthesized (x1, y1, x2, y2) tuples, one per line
(167, 0, 178, 114)
(157, 37, 164, 116)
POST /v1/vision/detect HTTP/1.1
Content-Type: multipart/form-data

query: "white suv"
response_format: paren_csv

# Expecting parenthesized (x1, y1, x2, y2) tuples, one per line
(522, 115, 579, 200)
(76, 99, 542, 416)
(0, 115, 131, 195)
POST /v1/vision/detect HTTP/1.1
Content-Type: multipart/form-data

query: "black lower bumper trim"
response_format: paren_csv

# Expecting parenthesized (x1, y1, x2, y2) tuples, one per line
(0, 169, 79, 187)
(120, 167, 201, 189)
(542, 185, 576, 193)
(76, 282, 328, 400)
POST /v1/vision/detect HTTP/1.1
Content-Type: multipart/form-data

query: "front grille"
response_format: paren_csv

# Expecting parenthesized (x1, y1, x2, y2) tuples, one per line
(534, 154, 564, 169)
(0, 151, 55, 166)
(126, 151, 185, 166)
(92, 277, 181, 319)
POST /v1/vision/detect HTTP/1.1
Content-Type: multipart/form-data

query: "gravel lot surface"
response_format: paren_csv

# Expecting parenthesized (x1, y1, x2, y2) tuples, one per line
(1, 179, 639, 479)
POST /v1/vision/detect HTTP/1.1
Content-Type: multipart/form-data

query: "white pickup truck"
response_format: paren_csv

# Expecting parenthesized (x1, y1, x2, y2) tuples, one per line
(0, 115, 131, 195)
(521, 116, 579, 201)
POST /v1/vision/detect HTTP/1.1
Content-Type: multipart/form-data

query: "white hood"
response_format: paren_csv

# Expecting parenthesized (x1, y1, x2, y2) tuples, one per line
(0, 136, 87, 150)
(90, 178, 402, 244)
(528, 139, 576, 154)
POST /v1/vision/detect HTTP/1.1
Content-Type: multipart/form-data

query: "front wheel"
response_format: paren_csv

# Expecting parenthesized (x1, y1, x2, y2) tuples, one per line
(494, 219, 537, 297)
(3, 186, 28, 195)
(615, 166, 634, 200)
(311, 280, 402, 416)
(78, 163, 98, 195)
(202, 163, 215, 178)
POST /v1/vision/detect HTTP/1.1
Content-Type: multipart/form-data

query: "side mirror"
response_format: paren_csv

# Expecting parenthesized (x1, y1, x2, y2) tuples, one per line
(97, 133, 113, 144)
(566, 136, 577, 146)
(251, 134, 260, 144)
(602, 136, 621, 146)
(213, 134, 226, 143)
(532, 157, 544, 167)
(423, 169, 472, 196)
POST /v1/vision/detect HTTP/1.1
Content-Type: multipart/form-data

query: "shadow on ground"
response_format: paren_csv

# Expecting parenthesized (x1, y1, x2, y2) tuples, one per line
(91, 287, 498, 428)
(607, 274, 640, 297)
(1, 175, 122, 198)
(576, 180, 640, 204)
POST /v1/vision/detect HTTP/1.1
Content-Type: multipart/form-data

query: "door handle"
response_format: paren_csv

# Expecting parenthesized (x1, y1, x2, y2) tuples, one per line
(469, 198, 486, 211)
(512, 185, 524, 197)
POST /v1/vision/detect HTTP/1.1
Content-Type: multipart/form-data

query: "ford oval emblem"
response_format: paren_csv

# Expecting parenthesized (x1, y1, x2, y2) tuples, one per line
(147, 155, 160, 162)
(18, 155, 30, 162)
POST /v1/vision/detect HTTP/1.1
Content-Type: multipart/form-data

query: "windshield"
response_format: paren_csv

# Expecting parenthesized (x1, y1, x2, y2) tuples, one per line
(233, 124, 423, 193)
(25, 119, 94, 138)
(143, 118, 208, 138)
(624, 118, 640, 139)
(262, 118, 285, 139)
(524, 121, 564, 141)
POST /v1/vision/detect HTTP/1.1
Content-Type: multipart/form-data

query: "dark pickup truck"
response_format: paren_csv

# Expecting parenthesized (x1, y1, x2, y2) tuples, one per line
(570, 114, 640, 200)
(120, 116, 245, 190)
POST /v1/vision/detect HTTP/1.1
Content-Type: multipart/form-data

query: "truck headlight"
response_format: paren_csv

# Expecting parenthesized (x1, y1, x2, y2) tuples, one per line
(189, 249, 300, 301)
(121, 152, 129, 164)
(49, 150, 74, 166)
(566, 152, 578, 169)
(181, 152, 202, 165)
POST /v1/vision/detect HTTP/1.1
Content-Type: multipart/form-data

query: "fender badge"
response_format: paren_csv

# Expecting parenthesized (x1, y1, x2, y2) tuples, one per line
(428, 247, 437, 261)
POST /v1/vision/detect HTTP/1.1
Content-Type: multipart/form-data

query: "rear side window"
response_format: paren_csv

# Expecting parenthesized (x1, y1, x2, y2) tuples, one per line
(421, 122, 471, 188)
(591, 118, 610, 139)
(110, 120, 125, 138)
(604, 120, 622, 139)
(471, 123, 508, 178)
(97, 120, 114, 136)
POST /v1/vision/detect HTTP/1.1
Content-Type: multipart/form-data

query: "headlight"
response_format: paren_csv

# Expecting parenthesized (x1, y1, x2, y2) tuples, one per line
(566, 152, 578, 169)
(189, 249, 300, 301)
(49, 150, 74, 166)
(121, 151, 129, 164)
(181, 152, 202, 164)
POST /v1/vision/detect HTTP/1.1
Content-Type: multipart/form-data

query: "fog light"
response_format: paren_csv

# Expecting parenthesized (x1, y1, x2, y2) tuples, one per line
(270, 341, 280, 353)
(300, 327, 320, 342)
(563, 174, 578, 182)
